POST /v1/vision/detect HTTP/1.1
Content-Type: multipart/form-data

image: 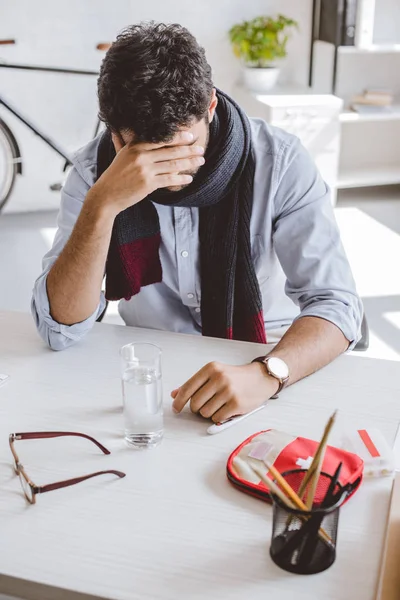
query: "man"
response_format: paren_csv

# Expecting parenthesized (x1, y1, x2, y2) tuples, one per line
(32, 22, 362, 424)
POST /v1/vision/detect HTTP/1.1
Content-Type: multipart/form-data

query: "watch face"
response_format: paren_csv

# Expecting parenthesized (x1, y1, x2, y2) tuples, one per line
(267, 357, 289, 379)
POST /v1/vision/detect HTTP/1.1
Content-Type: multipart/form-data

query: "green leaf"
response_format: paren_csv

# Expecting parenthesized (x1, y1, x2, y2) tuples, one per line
(228, 13, 298, 64)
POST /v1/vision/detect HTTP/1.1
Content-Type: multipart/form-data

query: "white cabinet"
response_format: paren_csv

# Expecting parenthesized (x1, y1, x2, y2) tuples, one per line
(233, 86, 343, 204)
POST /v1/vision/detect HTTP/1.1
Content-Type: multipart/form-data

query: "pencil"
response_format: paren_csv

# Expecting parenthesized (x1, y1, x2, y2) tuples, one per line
(298, 461, 343, 566)
(295, 411, 338, 505)
(232, 455, 265, 485)
(295, 411, 336, 502)
(305, 410, 337, 509)
(249, 460, 296, 509)
(248, 460, 333, 545)
(263, 459, 308, 511)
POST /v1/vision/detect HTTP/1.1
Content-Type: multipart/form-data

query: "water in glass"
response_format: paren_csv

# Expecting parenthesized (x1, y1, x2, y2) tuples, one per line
(122, 365, 163, 448)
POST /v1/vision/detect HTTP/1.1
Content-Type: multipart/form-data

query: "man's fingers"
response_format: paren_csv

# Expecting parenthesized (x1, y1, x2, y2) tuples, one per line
(151, 144, 204, 162)
(198, 392, 226, 419)
(172, 365, 210, 413)
(155, 174, 193, 189)
(211, 401, 242, 424)
(112, 131, 197, 156)
(153, 156, 205, 175)
(136, 131, 194, 152)
(189, 380, 217, 414)
(111, 132, 125, 153)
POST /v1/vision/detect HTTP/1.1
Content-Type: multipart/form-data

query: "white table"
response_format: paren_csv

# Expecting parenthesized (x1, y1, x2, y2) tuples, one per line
(0, 310, 399, 600)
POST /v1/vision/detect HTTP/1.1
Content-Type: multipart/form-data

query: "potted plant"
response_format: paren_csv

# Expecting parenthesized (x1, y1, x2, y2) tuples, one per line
(229, 14, 298, 93)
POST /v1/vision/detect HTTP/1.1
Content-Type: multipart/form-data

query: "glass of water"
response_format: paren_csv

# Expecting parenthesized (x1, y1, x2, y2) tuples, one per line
(120, 343, 163, 448)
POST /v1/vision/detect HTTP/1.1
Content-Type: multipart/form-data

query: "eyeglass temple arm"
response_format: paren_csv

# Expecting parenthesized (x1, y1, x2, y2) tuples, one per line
(38, 470, 126, 494)
(12, 432, 110, 454)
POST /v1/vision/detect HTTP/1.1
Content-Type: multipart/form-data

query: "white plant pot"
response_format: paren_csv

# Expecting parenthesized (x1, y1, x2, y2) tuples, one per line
(243, 67, 280, 93)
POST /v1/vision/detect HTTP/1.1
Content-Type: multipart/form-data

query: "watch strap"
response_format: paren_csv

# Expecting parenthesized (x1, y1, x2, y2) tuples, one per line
(252, 356, 289, 399)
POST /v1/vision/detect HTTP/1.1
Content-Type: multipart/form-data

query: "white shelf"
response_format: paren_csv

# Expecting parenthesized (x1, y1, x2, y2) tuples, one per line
(339, 44, 400, 54)
(337, 165, 400, 189)
(340, 106, 400, 123)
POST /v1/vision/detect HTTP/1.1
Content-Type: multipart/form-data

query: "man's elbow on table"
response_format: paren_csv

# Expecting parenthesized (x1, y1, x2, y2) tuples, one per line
(46, 331, 77, 352)
(31, 313, 78, 351)
(31, 293, 99, 352)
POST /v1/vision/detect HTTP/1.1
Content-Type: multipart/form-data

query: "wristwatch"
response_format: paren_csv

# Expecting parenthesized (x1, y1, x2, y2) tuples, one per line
(252, 355, 289, 399)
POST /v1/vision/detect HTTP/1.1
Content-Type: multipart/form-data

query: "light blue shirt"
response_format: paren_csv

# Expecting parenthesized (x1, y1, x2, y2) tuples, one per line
(32, 118, 362, 351)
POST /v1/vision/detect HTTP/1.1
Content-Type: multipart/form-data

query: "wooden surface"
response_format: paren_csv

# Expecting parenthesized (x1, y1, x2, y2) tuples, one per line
(377, 474, 400, 600)
(1, 310, 400, 600)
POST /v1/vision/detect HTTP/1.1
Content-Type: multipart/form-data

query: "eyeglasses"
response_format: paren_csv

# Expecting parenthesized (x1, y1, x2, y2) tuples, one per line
(9, 431, 126, 504)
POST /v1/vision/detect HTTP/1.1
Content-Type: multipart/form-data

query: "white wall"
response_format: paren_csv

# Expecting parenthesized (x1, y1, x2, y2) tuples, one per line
(0, 0, 312, 212)
(374, 0, 400, 43)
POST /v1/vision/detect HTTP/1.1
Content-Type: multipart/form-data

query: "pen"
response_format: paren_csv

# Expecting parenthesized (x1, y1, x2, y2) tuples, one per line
(207, 402, 268, 435)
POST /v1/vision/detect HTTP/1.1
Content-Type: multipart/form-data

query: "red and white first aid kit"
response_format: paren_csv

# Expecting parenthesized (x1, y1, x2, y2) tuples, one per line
(227, 429, 364, 504)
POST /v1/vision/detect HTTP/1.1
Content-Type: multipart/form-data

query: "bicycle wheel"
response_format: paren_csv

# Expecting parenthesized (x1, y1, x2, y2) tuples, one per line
(0, 117, 19, 212)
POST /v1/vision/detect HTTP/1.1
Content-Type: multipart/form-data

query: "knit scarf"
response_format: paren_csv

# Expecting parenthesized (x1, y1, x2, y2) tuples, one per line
(97, 90, 266, 344)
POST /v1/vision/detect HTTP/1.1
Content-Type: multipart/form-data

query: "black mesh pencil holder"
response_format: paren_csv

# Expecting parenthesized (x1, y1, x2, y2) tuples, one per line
(270, 469, 347, 575)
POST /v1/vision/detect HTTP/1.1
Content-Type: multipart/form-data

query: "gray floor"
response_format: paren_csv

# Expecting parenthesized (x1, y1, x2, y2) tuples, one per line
(336, 187, 400, 361)
(0, 210, 57, 313)
(1, 186, 399, 360)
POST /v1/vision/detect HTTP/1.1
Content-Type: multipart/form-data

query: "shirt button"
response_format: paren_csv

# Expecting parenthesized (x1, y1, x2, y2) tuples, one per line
(195, 307, 201, 313)
(187, 293, 194, 299)
(181, 250, 189, 258)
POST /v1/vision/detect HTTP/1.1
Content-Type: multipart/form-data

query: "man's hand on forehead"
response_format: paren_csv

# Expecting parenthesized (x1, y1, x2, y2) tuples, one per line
(89, 131, 205, 216)
(116, 130, 197, 151)
(164, 131, 200, 148)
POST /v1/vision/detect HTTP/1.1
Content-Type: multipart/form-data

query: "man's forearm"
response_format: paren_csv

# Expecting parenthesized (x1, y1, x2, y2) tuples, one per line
(46, 129, 203, 327)
(269, 316, 350, 385)
(47, 191, 115, 325)
(172, 316, 350, 420)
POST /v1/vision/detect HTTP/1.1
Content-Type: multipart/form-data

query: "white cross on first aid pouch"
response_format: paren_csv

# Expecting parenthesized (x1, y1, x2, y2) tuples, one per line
(296, 456, 314, 469)
(0, 373, 9, 387)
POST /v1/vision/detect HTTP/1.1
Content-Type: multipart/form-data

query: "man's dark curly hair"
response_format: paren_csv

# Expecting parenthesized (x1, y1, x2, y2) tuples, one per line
(98, 22, 213, 143)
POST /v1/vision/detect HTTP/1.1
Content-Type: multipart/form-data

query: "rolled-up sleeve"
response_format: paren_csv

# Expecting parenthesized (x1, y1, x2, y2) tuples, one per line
(272, 138, 363, 349)
(31, 162, 106, 351)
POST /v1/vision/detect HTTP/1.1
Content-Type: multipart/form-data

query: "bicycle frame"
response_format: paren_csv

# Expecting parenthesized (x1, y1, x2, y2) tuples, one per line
(0, 60, 100, 167)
